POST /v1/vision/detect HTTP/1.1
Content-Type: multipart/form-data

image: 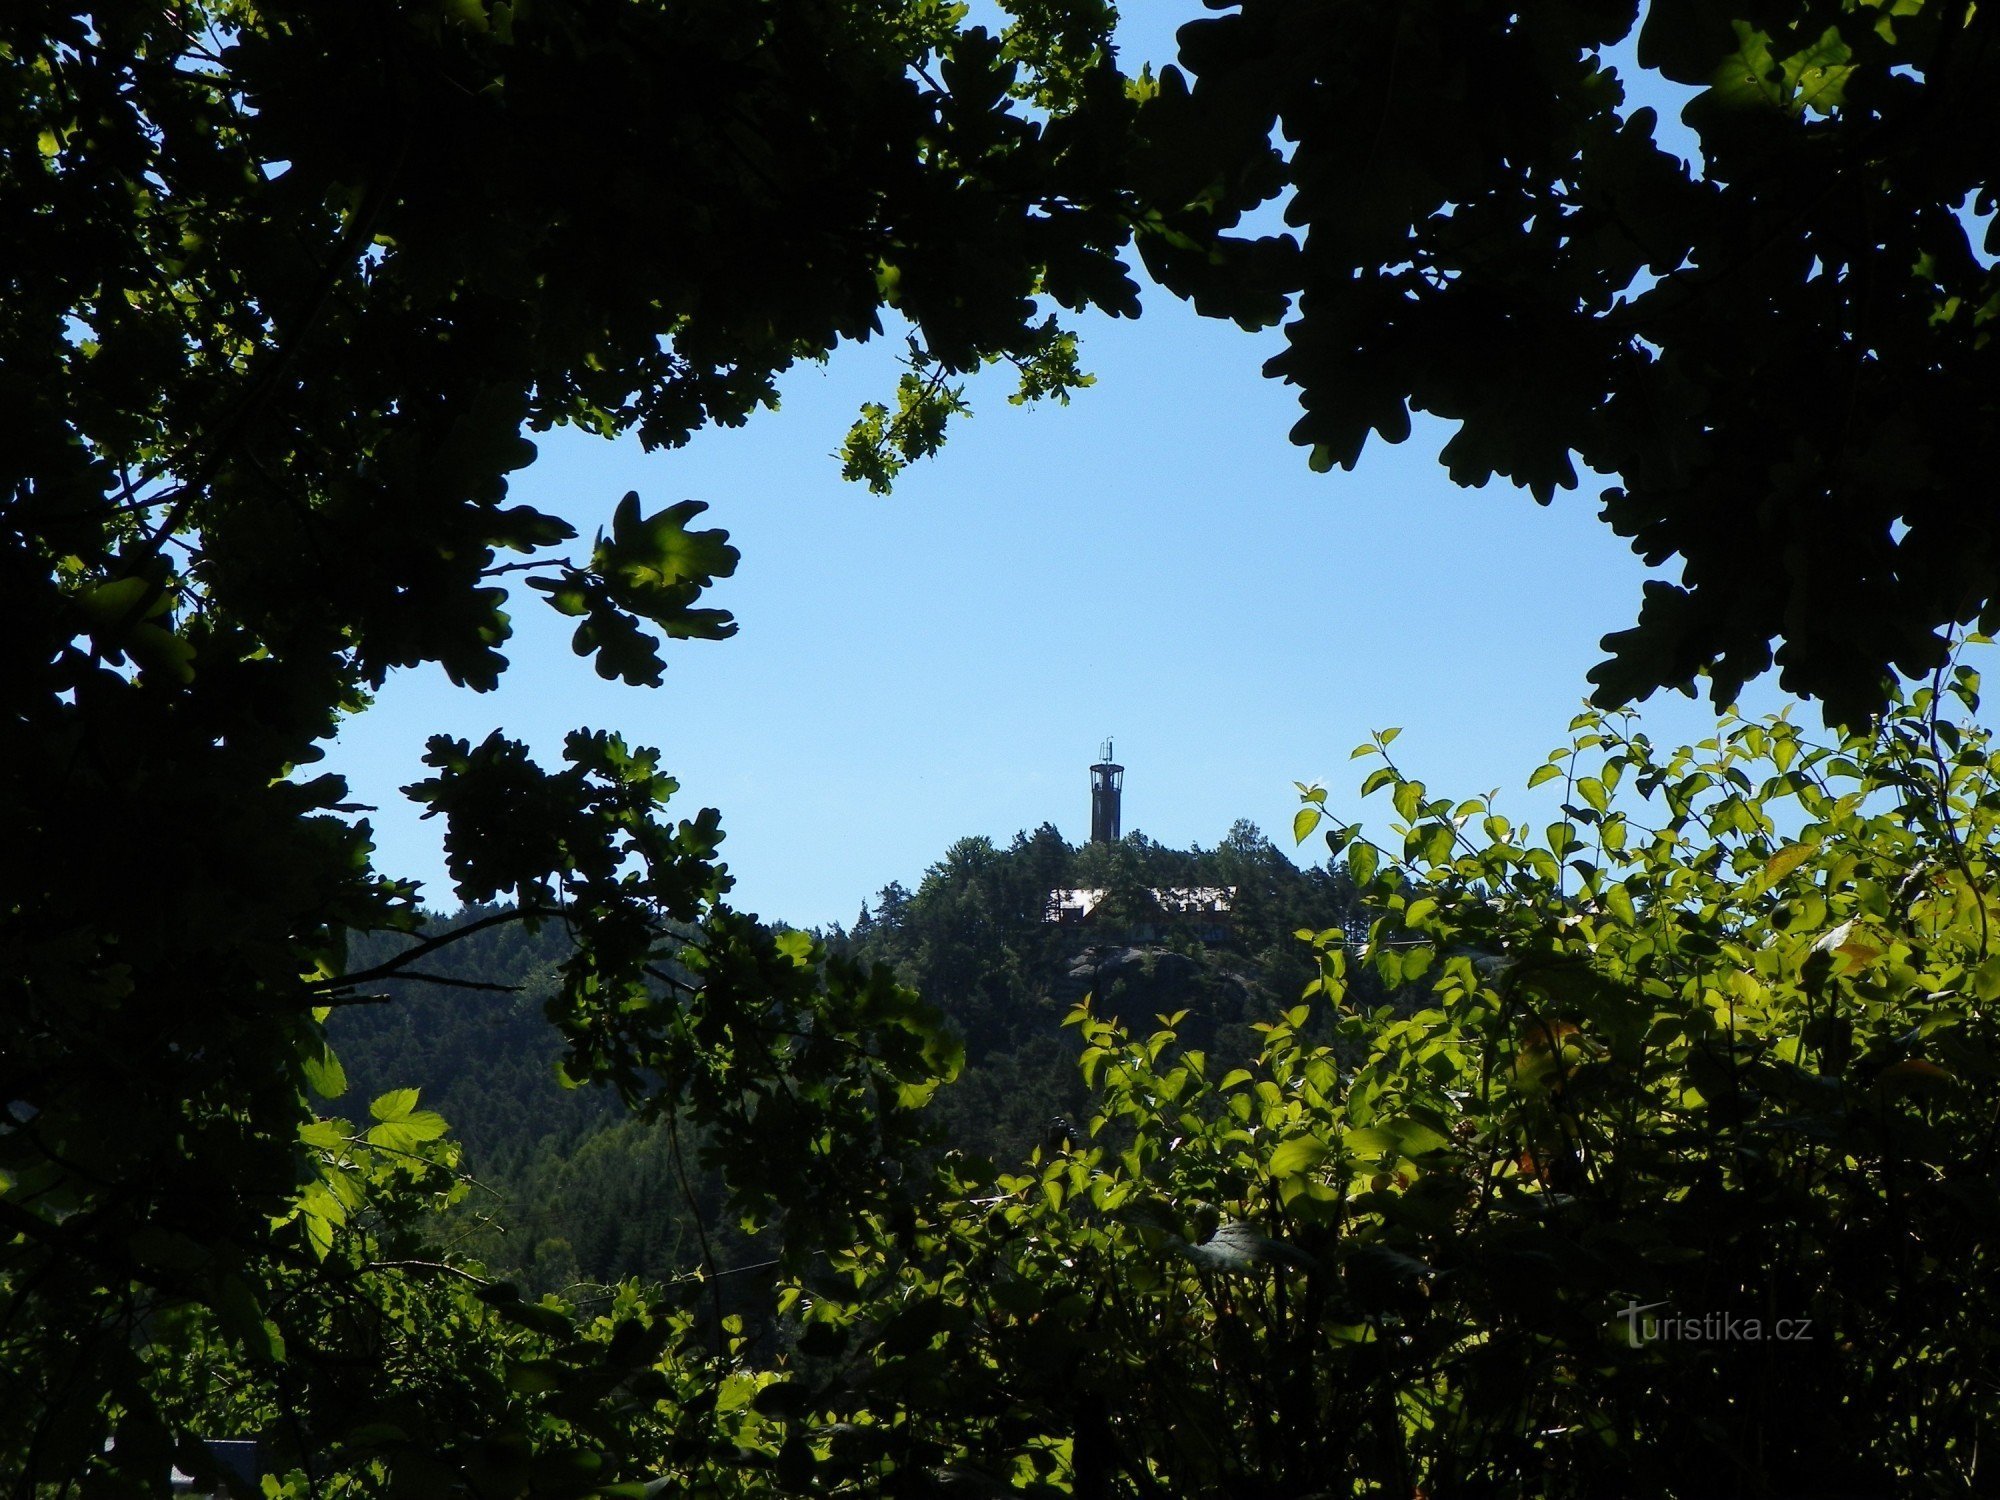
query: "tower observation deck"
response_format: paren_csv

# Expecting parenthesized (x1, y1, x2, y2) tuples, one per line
(1089, 738, 1124, 844)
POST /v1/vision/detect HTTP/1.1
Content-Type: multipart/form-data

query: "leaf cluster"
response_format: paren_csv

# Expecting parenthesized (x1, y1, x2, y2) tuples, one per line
(1139, 0, 2000, 720)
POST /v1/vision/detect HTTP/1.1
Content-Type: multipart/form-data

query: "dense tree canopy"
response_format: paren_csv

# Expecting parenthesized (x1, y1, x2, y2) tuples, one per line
(1146, 0, 2000, 721)
(4, 1, 1147, 1486)
(8, 0, 2000, 1494)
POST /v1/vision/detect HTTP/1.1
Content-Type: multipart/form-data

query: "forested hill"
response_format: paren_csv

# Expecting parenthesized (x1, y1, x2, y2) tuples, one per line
(329, 821, 1364, 1290)
(333, 910, 616, 1183)
(837, 820, 1367, 1162)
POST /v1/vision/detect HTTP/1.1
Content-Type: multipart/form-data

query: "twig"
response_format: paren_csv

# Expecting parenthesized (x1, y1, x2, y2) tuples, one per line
(366, 1258, 492, 1287)
(313, 905, 556, 992)
(1924, 659, 1989, 959)
(322, 970, 521, 996)
(667, 1114, 726, 1356)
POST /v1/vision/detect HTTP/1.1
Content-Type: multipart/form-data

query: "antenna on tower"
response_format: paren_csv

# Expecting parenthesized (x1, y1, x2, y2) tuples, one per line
(1089, 737, 1124, 844)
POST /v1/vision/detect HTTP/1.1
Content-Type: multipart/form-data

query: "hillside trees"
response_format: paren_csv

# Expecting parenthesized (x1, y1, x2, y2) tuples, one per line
(330, 912, 617, 1185)
(318, 820, 1367, 1296)
(846, 823, 1364, 1161)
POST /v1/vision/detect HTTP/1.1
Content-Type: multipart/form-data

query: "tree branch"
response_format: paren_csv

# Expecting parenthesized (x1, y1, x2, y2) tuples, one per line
(322, 970, 521, 996)
(313, 905, 557, 993)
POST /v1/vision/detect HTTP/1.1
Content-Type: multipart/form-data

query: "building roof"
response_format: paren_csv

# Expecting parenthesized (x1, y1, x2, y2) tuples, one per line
(1045, 887, 1235, 922)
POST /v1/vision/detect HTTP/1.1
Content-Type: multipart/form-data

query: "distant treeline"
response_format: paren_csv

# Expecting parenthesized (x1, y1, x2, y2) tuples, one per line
(330, 821, 1367, 1294)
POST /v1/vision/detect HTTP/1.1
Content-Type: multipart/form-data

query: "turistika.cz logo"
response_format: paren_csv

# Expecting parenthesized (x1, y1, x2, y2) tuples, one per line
(1616, 1300, 1814, 1348)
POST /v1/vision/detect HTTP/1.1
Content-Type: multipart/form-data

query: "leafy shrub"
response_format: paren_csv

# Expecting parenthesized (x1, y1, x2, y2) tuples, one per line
(774, 660, 2000, 1497)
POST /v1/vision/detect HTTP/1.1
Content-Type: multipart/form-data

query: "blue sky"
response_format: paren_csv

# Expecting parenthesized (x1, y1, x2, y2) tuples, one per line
(323, 7, 1860, 929)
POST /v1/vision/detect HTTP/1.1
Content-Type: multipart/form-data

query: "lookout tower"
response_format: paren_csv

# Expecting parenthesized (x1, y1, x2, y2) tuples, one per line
(1089, 737, 1124, 844)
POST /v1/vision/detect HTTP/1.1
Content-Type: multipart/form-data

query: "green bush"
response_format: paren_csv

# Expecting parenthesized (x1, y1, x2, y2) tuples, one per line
(776, 660, 2000, 1497)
